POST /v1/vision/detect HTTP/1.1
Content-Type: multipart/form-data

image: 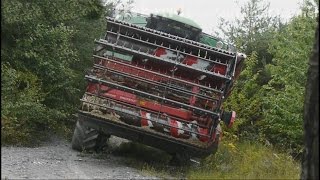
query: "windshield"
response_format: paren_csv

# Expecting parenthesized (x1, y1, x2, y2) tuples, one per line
(146, 16, 201, 41)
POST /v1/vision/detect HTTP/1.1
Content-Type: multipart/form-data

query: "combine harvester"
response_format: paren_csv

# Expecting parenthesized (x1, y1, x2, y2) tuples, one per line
(71, 12, 246, 163)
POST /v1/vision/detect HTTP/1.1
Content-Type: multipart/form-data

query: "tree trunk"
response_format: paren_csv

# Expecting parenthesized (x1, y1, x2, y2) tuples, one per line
(301, 16, 319, 180)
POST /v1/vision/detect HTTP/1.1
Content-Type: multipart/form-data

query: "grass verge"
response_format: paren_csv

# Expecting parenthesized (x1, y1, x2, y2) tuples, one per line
(187, 140, 301, 179)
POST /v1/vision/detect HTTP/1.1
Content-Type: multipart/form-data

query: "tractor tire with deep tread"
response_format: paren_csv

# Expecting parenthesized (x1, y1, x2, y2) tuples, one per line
(71, 120, 110, 152)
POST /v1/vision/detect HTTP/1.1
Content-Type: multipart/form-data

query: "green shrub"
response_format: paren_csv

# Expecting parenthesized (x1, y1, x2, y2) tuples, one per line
(1, 63, 68, 145)
(1, 0, 107, 145)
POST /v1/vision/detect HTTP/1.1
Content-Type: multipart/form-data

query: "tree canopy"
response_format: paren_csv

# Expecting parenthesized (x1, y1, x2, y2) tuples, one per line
(221, 0, 318, 157)
(1, 0, 112, 144)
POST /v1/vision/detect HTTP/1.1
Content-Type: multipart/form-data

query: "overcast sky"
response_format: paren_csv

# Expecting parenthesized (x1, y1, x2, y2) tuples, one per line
(131, 0, 304, 33)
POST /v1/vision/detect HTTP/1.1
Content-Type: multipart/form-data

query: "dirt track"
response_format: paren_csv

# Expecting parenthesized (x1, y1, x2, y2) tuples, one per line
(1, 136, 159, 179)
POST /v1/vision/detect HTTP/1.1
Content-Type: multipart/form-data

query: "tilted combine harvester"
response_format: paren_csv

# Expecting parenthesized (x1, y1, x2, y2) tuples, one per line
(71, 12, 246, 162)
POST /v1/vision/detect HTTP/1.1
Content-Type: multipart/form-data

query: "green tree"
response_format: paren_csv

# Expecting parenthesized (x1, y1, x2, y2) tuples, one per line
(217, 0, 280, 65)
(220, 0, 279, 142)
(221, 0, 318, 156)
(261, 0, 318, 155)
(1, 0, 112, 145)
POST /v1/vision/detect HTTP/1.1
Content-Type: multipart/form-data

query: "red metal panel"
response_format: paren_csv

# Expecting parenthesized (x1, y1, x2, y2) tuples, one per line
(138, 100, 192, 120)
(198, 127, 209, 142)
(169, 119, 179, 137)
(154, 47, 167, 57)
(183, 55, 198, 66)
(87, 82, 193, 120)
(228, 111, 236, 128)
(140, 111, 148, 126)
(189, 86, 199, 106)
(212, 64, 227, 75)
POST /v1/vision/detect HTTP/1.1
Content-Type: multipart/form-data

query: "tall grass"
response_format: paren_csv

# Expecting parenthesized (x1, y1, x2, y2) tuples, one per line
(188, 141, 300, 179)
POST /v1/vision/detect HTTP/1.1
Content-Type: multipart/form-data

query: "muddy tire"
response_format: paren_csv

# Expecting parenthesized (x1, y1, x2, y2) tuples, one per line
(71, 120, 110, 152)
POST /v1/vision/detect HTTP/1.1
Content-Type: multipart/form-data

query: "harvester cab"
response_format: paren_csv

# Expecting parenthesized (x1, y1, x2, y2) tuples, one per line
(146, 13, 202, 41)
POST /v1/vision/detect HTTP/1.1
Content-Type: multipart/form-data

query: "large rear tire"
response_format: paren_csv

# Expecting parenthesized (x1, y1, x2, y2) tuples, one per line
(71, 120, 110, 152)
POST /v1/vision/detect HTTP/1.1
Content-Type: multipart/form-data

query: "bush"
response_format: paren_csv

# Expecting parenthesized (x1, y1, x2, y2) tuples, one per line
(1, 0, 108, 145)
(1, 62, 68, 145)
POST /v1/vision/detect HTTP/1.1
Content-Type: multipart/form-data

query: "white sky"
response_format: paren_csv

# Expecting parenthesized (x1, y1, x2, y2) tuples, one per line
(131, 0, 304, 33)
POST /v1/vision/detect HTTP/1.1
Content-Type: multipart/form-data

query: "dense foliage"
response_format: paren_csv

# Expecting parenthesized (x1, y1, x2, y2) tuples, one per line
(260, 10, 317, 154)
(220, 0, 318, 156)
(1, 0, 112, 145)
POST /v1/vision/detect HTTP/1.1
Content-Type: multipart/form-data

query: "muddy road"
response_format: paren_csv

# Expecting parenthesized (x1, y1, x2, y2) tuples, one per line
(1, 136, 161, 179)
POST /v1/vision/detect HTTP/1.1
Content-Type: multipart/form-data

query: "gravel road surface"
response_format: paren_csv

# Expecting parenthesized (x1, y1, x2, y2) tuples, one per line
(1, 135, 159, 179)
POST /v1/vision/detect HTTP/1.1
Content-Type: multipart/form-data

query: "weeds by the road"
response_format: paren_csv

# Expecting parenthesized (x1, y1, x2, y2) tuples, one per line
(106, 139, 301, 179)
(188, 141, 300, 179)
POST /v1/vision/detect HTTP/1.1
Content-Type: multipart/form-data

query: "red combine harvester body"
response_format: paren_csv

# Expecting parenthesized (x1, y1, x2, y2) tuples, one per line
(71, 12, 246, 162)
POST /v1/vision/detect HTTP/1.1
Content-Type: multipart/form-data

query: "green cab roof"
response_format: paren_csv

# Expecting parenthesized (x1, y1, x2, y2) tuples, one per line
(153, 12, 202, 30)
(125, 14, 148, 26)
